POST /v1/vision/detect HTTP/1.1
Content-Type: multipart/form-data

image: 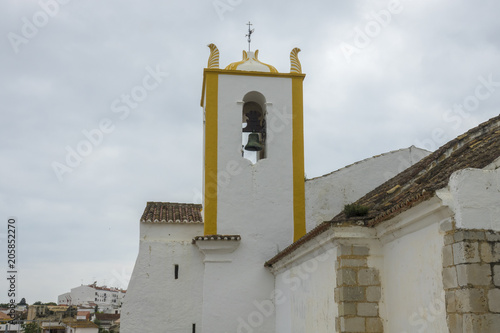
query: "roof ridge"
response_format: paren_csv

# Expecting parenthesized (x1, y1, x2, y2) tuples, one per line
(306, 145, 429, 181)
(341, 114, 500, 226)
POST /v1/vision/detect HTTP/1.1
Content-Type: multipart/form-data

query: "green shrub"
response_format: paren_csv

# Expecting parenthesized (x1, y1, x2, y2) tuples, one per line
(344, 203, 369, 217)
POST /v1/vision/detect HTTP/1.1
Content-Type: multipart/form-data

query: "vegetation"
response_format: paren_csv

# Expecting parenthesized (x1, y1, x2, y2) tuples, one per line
(344, 203, 369, 217)
(32, 301, 57, 306)
(22, 322, 41, 333)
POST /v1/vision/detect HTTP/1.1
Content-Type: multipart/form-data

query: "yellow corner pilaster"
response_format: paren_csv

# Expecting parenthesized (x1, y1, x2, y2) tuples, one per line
(292, 76, 306, 241)
(203, 71, 218, 235)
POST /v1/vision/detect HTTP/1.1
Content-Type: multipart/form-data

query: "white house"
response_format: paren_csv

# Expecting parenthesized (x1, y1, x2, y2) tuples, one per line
(62, 320, 98, 333)
(122, 42, 500, 332)
(58, 284, 125, 311)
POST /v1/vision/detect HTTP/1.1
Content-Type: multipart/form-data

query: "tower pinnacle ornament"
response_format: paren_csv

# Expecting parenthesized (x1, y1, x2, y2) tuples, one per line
(245, 21, 254, 52)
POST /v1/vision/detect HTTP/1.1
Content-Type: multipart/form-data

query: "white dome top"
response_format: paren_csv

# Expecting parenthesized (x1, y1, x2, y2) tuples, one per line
(225, 50, 278, 73)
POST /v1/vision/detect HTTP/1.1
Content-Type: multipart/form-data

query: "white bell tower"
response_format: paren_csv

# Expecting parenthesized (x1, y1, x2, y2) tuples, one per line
(196, 40, 306, 332)
(201, 43, 306, 242)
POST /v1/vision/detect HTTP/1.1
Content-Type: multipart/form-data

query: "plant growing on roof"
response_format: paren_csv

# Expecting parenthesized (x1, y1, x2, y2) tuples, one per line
(344, 203, 369, 217)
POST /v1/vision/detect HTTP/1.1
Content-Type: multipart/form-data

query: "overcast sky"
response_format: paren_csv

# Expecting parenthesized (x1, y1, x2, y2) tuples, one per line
(1, 0, 499, 303)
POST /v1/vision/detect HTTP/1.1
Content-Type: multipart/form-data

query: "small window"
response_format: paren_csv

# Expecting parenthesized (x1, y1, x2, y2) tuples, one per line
(174, 264, 179, 279)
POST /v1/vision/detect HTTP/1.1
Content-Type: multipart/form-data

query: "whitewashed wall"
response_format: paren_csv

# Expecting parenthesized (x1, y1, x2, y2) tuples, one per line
(121, 223, 204, 333)
(305, 146, 430, 231)
(379, 217, 448, 332)
(449, 167, 500, 231)
(274, 246, 338, 333)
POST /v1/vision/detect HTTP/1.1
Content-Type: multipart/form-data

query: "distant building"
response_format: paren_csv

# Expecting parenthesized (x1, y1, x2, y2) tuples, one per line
(58, 283, 125, 311)
(76, 311, 90, 321)
(0, 323, 21, 333)
(62, 320, 99, 333)
(94, 313, 120, 331)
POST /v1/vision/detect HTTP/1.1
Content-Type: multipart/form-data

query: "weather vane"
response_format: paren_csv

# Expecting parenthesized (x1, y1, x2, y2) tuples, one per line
(245, 21, 254, 52)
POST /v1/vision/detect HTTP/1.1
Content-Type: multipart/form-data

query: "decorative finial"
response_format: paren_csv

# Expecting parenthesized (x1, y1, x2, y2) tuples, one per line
(245, 21, 254, 52)
(207, 43, 219, 69)
(290, 48, 302, 73)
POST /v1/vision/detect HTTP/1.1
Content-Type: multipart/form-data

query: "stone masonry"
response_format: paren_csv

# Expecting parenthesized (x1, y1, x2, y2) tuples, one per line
(335, 244, 383, 333)
(442, 228, 500, 332)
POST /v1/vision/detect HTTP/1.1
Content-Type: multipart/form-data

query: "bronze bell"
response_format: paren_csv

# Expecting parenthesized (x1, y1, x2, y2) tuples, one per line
(244, 133, 263, 151)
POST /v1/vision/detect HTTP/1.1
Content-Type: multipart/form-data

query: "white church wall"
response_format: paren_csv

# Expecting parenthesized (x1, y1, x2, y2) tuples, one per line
(305, 146, 430, 232)
(273, 238, 338, 333)
(121, 223, 204, 333)
(378, 205, 448, 333)
(448, 167, 500, 231)
(199, 245, 277, 333)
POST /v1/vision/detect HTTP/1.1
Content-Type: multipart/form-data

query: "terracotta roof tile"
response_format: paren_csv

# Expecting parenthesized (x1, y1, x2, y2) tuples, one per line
(348, 114, 500, 227)
(141, 202, 203, 224)
(95, 313, 120, 321)
(266, 114, 500, 267)
(66, 320, 99, 328)
(192, 235, 241, 243)
(0, 312, 12, 321)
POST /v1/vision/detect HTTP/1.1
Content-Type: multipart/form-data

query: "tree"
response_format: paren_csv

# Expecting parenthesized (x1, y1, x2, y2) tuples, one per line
(32, 301, 42, 305)
(23, 322, 41, 333)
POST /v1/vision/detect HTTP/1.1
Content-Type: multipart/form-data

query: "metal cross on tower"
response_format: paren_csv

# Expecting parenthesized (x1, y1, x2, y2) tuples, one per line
(245, 21, 254, 52)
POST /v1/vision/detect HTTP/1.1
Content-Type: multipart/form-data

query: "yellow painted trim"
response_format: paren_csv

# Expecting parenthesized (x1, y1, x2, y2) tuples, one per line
(201, 69, 305, 106)
(203, 72, 218, 235)
(292, 76, 306, 241)
(206, 68, 305, 78)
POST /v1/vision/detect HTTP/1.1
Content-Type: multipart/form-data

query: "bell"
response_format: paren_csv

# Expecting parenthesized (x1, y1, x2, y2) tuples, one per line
(244, 133, 263, 151)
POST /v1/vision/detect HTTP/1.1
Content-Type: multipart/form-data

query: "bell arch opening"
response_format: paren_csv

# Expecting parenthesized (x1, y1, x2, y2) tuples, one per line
(241, 91, 267, 163)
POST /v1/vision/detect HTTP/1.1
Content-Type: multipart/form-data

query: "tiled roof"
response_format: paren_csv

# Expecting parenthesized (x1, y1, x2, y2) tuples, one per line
(0, 312, 12, 321)
(95, 313, 120, 321)
(65, 320, 99, 328)
(141, 202, 203, 224)
(348, 114, 500, 227)
(266, 114, 500, 267)
(192, 235, 241, 242)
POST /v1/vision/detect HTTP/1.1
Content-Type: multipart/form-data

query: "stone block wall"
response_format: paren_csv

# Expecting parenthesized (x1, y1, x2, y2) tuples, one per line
(442, 228, 500, 332)
(335, 245, 383, 332)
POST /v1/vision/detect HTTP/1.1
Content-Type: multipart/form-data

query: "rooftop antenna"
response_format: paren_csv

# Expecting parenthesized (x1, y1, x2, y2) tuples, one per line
(245, 21, 254, 52)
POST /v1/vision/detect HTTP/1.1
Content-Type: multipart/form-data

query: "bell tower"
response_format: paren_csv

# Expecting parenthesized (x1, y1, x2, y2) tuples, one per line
(201, 44, 306, 243)
(198, 42, 306, 332)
